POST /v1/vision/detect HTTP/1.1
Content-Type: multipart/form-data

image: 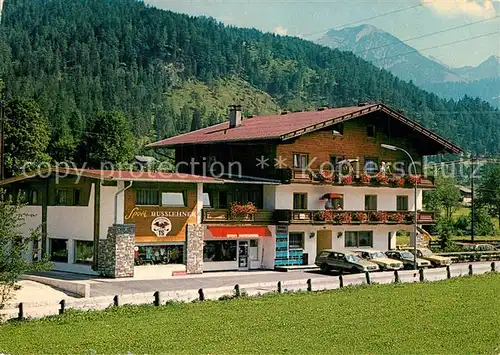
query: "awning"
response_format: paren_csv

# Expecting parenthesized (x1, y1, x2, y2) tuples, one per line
(320, 193, 343, 200)
(206, 226, 272, 239)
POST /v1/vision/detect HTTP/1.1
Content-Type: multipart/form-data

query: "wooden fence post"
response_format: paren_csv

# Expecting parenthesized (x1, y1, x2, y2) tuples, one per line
(394, 270, 400, 283)
(307, 279, 312, 292)
(153, 291, 160, 306)
(113, 295, 119, 307)
(18, 302, 24, 320)
(339, 274, 344, 288)
(365, 271, 371, 285)
(468, 264, 473, 276)
(234, 284, 241, 297)
(446, 265, 451, 279)
(277, 281, 282, 293)
(198, 288, 205, 301)
(59, 299, 66, 315)
(419, 268, 425, 282)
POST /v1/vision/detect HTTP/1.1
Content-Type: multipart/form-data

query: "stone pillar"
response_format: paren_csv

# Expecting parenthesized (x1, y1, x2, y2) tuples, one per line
(98, 224, 135, 278)
(186, 224, 204, 274)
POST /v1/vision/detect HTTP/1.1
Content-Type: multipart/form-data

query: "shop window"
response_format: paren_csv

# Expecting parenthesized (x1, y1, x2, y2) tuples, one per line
(55, 189, 69, 205)
(293, 193, 308, 210)
(397, 196, 409, 211)
(18, 189, 39, 205)
(293, 153, 308, 169)
(55, 188, 84, 206)
(161, 192, 186, 207)
(203, 241, 237, 262)
(74, 240, 93, 265)
(367, 125, 376, 138)
(345, 231, 373, 248)
(365, 195, 378, 211)
(134, 245, 184, 265)
(289, 232, 304, 249)
(250, 239, 259, 261)
(364, 158, 379, 174)
(50, 239, 68, 263)
(136, 189, 159, 205)
(203, 192, 211, 207)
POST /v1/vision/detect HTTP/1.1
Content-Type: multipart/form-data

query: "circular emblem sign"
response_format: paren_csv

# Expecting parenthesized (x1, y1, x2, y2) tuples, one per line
(151, 217, 172, 237)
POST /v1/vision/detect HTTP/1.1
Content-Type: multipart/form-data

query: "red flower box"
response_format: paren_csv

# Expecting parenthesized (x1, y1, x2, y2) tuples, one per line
(341, 175, 353, 185)
(360, 174, 371, 184)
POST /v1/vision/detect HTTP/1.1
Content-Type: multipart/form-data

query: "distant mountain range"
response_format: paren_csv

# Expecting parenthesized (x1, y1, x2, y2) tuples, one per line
(317, 25, 500, 107)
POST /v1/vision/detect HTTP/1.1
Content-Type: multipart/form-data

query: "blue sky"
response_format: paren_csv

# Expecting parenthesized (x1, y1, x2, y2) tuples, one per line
(144, 0, 499, 67)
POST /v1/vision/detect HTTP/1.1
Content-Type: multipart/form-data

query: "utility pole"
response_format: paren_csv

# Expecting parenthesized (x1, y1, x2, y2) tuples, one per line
(470, 156, 476, 242)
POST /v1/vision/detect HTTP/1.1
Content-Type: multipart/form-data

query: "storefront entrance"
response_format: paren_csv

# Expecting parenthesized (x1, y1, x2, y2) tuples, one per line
(238, 240, 249, 270)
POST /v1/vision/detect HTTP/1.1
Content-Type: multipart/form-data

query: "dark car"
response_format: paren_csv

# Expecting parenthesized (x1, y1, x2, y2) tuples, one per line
(315, 249, 379, 274)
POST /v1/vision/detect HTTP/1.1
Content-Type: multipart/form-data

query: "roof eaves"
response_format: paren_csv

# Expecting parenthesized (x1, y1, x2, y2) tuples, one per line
(380, 105, 463, 155)
(112, 177, 225, 184)
(279, 104, 381, 141)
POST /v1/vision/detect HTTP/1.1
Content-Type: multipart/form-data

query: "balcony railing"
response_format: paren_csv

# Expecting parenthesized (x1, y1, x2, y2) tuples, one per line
(275, 209, 437, 225)
(202, 208, 275, 224)
(275, 168, 435, 188)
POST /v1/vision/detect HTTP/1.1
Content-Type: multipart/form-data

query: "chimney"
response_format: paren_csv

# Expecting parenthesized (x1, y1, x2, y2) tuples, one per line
(229, 105, 242, 128)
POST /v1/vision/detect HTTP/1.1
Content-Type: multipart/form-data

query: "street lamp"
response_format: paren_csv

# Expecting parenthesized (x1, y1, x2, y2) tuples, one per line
(381, 143, 418, 270)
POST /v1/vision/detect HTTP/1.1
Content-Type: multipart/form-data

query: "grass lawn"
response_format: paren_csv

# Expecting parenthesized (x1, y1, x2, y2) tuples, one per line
(1, 274, 500, 354)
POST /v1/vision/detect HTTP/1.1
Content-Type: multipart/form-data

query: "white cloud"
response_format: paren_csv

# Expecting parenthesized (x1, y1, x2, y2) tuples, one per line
(421, 0, 498, 18)
(273, 25, 288, 36)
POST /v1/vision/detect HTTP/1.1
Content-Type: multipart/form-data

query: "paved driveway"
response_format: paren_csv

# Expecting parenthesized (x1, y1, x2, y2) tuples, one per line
(88, 261, 494, 297)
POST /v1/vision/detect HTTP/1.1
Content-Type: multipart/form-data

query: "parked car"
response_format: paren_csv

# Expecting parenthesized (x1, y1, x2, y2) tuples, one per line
(315, 249, 379, 274)
(405, 247, 452, 267)
(354, 249, 403, 271)
(385, 250, 431, 269)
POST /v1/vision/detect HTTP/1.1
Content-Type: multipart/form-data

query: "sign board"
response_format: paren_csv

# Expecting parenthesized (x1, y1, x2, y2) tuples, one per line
(124, 206, 196, 242)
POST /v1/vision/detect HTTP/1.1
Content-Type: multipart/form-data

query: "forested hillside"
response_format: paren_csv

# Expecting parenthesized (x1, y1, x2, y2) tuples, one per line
(0, 0, 499, 166)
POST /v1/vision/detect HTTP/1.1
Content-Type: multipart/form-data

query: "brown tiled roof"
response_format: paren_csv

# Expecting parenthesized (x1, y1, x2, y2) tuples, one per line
(147, 103, 463, 154)
(148, 105, 377, 146)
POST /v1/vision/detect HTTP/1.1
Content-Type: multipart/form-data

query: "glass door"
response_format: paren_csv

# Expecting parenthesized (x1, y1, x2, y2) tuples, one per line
(238, 240, 249, 270)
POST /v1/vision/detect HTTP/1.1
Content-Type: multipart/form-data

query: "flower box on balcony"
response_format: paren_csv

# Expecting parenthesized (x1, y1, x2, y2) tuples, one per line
(393, 177, 405, 188)
(341, 175, 353, 185)
(375, 174, 390, 185)
(405, 175, 422, 185)
(370, 211, 388, 223)
(387, 212, 406, 224)
(359, 174, 371, 184)
(352, 211, 368, 223)
(334, 212, 351, 224)
(230, 202, 257, 220)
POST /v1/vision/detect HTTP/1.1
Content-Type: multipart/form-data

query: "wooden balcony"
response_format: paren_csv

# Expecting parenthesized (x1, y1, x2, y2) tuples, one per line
(275, 168, 435, 188)
(202, 208, 275, 224)
(275, 209, 437, 225)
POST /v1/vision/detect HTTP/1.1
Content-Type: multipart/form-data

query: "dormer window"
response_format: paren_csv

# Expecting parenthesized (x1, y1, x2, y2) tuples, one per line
(332, 123, 344, 136)
(367, 125, 376, 138)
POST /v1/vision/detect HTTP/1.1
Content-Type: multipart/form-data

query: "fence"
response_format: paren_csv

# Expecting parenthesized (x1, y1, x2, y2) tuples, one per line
(2, 262, 497, 322)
